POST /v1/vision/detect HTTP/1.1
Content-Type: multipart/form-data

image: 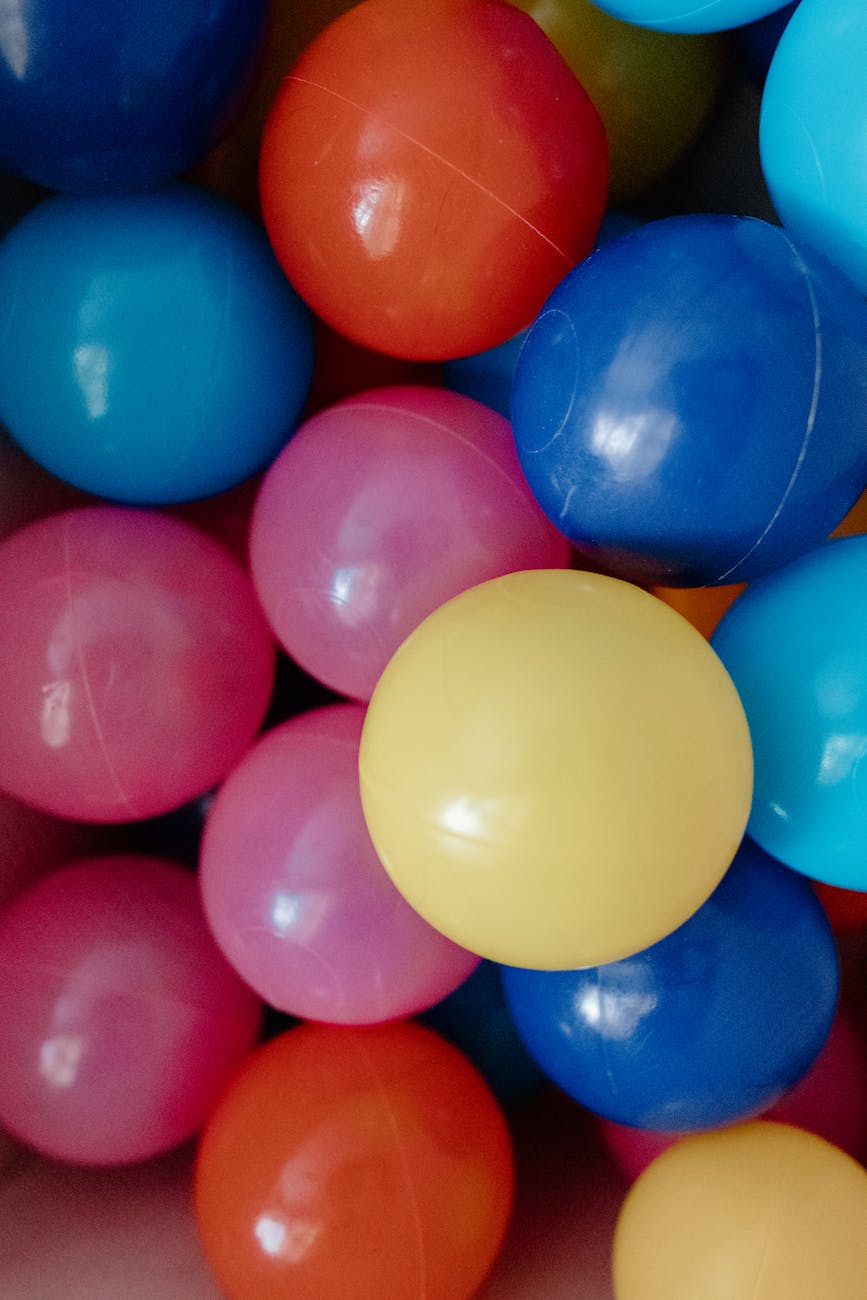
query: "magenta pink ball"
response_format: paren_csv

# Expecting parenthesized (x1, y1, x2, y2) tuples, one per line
(199, 702, 480, 1024)
(598, 1007, 867, 1180)
(0, 855, 262, 1165)
(248, 385, 570, 700)
(0, 506, 275, 822)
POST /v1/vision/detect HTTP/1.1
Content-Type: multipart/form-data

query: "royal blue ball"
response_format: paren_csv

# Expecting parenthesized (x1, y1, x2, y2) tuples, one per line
(511, 214, 867, 587)
(501, 839, 839, 1132)
(0, 0, 267, 192)
(0, 185, 313, 504)
(712, 535, 867, 891)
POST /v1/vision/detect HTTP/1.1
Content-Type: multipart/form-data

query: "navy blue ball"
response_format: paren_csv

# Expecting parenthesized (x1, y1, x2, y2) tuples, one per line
(511, 214, 867, 587)
(0, 0, 267, 192)
(501, 838, 839, 1132)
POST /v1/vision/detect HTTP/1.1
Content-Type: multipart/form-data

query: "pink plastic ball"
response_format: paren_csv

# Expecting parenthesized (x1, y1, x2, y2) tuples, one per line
(0, 855, 263, 1165)
(249, 385, 571, 701)
(199, 702, 481, 1023)
(599, 1007, 867, 1180)
(0, 507, 276, 822)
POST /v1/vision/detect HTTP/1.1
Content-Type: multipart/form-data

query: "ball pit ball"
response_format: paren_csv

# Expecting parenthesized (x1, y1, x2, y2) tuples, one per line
(0, 506, 275, 823)
(612, 1122, 867, 1299)
(199, 702, 480, 1024)
(0, 855, 263, 1166)
(584, 0, 794, 34)
(248, 385, 571, 701)
(711, 535, 867, 890)
(0, 0, 269, 193)
(259, 0, 608, 361)
(501, 838, 839, 1131)
(193, 1020, 515, 1300)
(512, 213, 867, 588)
(0, 185, 314, 505)
(359, 568, 753, 970)
(760, 0, 867, 297)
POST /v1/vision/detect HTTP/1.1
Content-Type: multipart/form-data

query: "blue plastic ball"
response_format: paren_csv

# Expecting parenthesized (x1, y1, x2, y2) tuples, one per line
(0, 0, 267, 192)
(0, 185, 313, 504)
(501, 839, 839, 1132)
(760, 0, 867, 296)
(712, 536, 867, 890)
(579, 0, 794, 34)
(511, 214, 867, 587)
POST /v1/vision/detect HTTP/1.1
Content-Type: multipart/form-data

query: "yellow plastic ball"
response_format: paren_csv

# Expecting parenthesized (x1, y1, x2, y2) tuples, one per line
(613, 1122, 867, 1300)
(510, 0, 728, 203)
(359, 569, 752, 970)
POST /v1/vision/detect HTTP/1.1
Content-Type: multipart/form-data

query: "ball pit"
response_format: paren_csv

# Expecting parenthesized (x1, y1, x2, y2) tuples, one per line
(2, 1, 867, 1297)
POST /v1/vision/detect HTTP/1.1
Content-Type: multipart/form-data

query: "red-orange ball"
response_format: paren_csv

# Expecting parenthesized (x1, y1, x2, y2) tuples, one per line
(193, 1021, 515, 1300)
(259, 0, 608, 361)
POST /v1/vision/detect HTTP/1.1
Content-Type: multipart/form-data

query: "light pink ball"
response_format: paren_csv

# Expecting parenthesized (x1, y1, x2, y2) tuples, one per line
(199, 702, 481, 1024)
(249, 385, 571, 700)
(0, 855, 262, 1165)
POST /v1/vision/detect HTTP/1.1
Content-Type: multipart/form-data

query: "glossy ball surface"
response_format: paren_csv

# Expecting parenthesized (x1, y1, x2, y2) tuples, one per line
(194, 1021, 514, 1300)
(0, 856, 262, 1165)
(711, 535, 867, 890)
(583, 0, 793, 33)
(502, 840, 839, 1131)
(760, 0, 867, 295)
(259, 0, 608, 360)
(359, 568, 753, 970)
(249, 386, 570, 701)
(512, 214, 867, 586)
(0, 186, 313, 504)
(0, 507, 275, 822)
(0, 0, 268, 192)
(613, 1123, 867, 1299)
(200, 703, 480, 1024)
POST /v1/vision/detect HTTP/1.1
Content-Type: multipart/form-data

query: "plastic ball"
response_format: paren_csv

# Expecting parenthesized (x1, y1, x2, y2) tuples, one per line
(199, 703, 480, 1024)
(511, 214, 867, 587)
(760, 0, 867, 296)
(0, 186, 313, 504)
(0, 0, 268, 192)
(359, 568, 753, 970)
(193, 1021, 515, 1300)
(501, 839, 839, 1131)
(599, 1005, 867, 1179)
(583, 0, 793, 34)
(510, 0, 727, 201)
(0, 506, 275, 823)
(259, 0, 608, 361)
(0, 855, 262, 1165)
(711, 536, 867, 889)
(612, 1122, 867, 1299)
(650, 582, 746, 640)
(249, 386, 570, 701)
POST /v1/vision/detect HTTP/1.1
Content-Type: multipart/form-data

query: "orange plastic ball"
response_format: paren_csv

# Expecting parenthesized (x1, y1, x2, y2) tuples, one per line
(193, 1021, 515, 1300)
(259, 0, 608, 360)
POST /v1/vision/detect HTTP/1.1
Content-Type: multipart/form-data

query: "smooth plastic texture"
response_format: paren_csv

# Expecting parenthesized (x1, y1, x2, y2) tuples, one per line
(359, 568, 753, 970)
(711, 535, 867, 890)
(194, 1021, 515, 1300)
(259, 0, 608, 360)
(583, 0, 793, 33)
(0, 856, 262, 1165)
(249, 386, 571, 701)
(511, 0, 726, 201)
(501, 839, 839, 1131)
(0, 0, 268, 192)
(599, 1005, 867, 1179)
(0, 186, 313, 504)
(760, 0, 867, 296)
(0, 507, 275, 823)
(612, 1122, 867, 1299)
(512, 214, 867, 587)
(199, 703, 480, 1024)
